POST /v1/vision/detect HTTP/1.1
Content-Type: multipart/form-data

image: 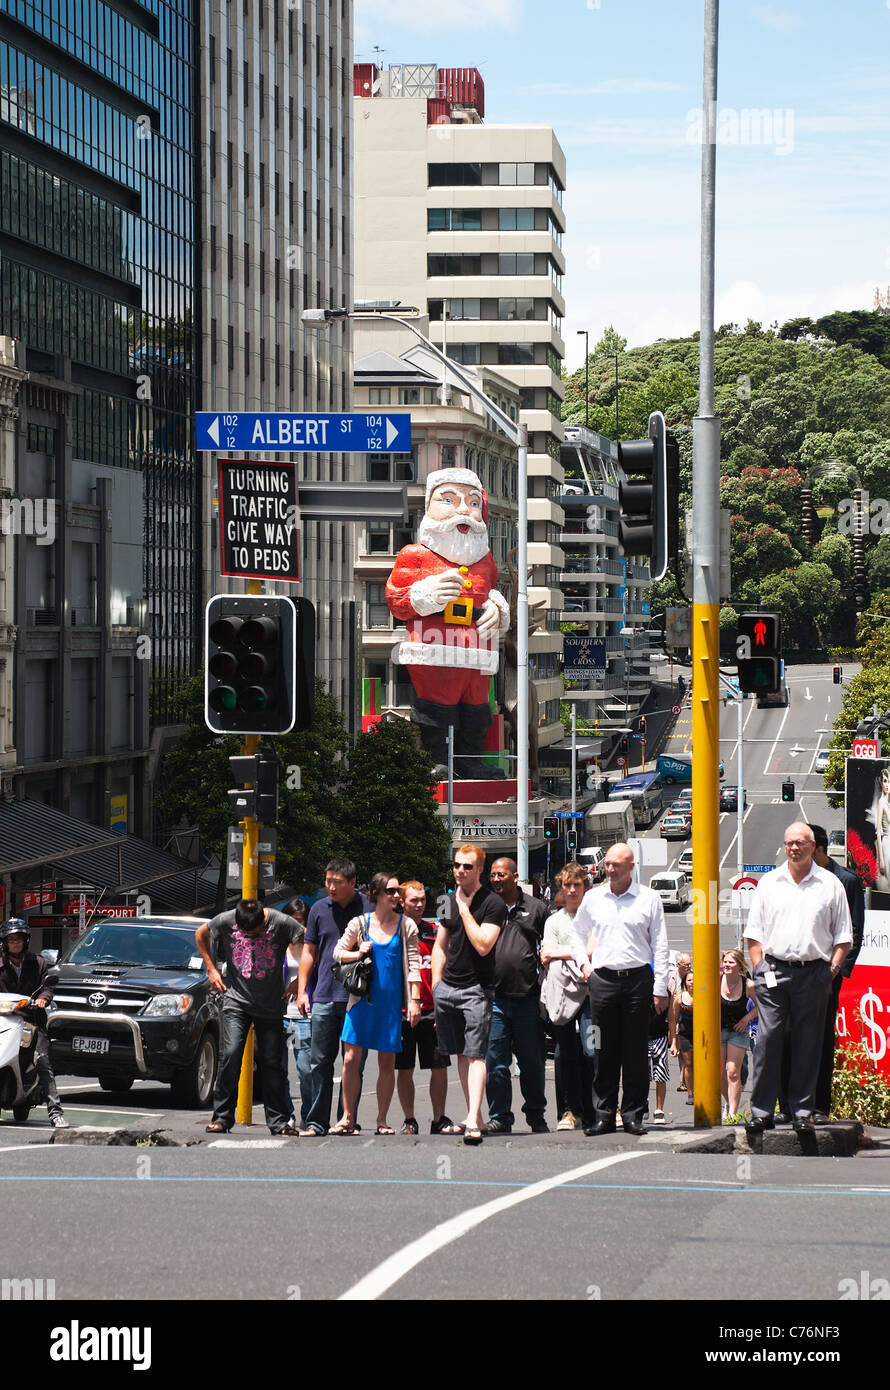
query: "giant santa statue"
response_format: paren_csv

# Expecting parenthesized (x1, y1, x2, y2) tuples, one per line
(385, 467, 511, 778)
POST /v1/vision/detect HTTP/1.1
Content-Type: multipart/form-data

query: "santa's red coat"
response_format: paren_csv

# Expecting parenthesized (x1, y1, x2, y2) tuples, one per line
(385, 544, 505, 674)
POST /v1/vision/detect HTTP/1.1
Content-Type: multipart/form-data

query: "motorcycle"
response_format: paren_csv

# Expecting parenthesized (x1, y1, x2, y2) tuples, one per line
(0, 993, 43, 1123)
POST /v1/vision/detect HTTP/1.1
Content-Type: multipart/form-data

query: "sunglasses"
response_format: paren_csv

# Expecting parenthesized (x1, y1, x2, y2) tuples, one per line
(384, 886, 401, 895)
(452, 861, 476, 870)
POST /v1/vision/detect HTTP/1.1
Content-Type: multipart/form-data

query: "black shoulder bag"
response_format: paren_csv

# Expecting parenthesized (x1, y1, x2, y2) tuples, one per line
(332, 914, 373, 999)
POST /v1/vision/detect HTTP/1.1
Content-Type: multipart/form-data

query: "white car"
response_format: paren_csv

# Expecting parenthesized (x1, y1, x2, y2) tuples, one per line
(677, 847, 694, 873)
(815, 750, 831, 774)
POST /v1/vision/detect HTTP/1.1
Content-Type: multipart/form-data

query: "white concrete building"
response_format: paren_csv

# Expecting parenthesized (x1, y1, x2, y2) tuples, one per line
(353, 63, 567, 753)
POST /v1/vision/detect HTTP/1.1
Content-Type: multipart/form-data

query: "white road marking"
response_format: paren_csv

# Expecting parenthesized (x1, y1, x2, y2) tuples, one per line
(208, 1139, 287, 1149)
(762, 701, 791, 776)
(0, 1143, 56, 1154)
(338, 1149, 655, 1301)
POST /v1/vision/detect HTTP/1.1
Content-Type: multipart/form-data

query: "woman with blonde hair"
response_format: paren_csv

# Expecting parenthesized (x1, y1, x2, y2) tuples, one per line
(720, 948, 758, 1120)
(332, 872, 421, 1135)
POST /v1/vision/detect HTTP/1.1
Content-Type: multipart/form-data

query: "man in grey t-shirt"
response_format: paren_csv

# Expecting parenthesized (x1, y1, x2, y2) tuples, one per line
(196, 899, 303, 1135)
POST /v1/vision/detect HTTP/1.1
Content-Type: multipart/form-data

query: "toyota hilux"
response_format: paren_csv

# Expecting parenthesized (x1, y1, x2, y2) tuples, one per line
(46, 916, 219, 1107)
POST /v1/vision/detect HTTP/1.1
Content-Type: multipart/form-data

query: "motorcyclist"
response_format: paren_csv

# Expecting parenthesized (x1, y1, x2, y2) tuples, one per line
(0, 920, 69, 1129)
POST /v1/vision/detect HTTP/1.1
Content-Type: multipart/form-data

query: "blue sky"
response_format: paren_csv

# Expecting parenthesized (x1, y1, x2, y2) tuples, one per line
(354, 0, 889, 366)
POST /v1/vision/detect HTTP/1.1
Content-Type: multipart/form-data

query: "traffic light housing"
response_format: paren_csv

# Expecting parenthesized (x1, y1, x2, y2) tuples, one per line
(620, 736, 629, 756)
(205, 594, 315, 735)
(639, 716, 646, 736)
(617, 410, 669, 583)
(566, 826, 579, 852)
(736, 611, 782, 695)
(227, 749, 279, 823)
(782, 781, 795, 803)
(833, 666, 842, 685)
(543, 816, 559, 840)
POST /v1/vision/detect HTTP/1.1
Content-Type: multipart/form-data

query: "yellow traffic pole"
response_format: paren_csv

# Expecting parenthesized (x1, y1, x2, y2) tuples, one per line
(236, 579, 263, 1125)
(691, 603, 721, 1127)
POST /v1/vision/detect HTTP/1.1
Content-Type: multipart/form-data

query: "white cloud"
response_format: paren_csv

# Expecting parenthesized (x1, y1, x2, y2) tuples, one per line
(750, 6, 803, 33)
(522, 79, 687, 97)
(715, 278, 879, 329)
(354, 0, 522, 30)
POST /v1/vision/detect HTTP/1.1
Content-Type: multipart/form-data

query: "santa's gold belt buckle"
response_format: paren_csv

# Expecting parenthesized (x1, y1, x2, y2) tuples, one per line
(444, 597, 474, 626)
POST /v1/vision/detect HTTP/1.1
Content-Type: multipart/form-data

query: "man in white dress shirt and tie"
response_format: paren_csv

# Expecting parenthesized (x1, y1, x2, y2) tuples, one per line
(571, 842, 670, 1136)
(744, 822, 852, 1136)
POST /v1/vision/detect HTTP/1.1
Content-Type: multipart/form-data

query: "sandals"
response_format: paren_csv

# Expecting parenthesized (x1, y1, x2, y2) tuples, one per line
(400, 1118, 419, 1136)
(433, 1118, 463, 1135)
(463, 1126, 484, 1145)
(376, 1124, 396, 1135)
(330, 1122, 360, 1135)
(205, 1121, 230, 1133)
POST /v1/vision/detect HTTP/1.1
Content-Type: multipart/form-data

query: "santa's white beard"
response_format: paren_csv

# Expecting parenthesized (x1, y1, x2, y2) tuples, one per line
(418, 513, 490, 567)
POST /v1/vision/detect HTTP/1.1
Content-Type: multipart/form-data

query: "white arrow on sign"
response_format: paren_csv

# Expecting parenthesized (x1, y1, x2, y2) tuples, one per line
(206, 415, 221, 447)
(385, 417, 399, 448)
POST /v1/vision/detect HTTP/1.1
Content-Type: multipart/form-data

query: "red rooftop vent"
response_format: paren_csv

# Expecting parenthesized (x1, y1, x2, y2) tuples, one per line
(438, 68, 484, 118)
(353, 63, 378, 98)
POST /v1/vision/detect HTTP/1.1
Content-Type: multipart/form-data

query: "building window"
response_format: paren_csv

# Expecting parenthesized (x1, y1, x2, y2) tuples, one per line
(366, 584, 392, 629)
(499, 162, 534, 185)
(368, 387, 391, 404)
(428, 299, 480, 322)
(498, 253, 535, 275)
(498, 343, 535, 366)
(498, 208, 535, 231)
(428, 208, 482, 232)
(498, 298, 535, 321)
(399, 388, 420, 404)
(445, 343, 480, 364)
(366, 521, 390, 554)
(428, 162, 482, 186)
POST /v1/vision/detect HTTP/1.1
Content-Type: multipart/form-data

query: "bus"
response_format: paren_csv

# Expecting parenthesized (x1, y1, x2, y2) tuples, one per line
(608, 771, 665, 829)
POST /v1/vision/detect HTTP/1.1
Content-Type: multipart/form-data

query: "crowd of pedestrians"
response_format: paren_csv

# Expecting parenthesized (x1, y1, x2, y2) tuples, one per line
(197, 817, 862, 1142)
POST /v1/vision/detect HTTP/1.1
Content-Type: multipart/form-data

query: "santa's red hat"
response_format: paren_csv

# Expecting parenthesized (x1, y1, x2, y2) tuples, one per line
(425, 467, 488, 523)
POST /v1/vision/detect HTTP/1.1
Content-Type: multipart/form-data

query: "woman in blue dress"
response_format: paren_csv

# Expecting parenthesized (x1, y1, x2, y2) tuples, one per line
(333, 872, 422, 1134)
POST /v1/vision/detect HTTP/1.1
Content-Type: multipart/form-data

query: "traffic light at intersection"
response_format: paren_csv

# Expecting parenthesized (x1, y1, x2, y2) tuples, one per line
(617, 410, 669, 583)
(543, 816, 559, 840)
(205, 595, 298, 735)
(833, 666, 842, 685)
(782, 781, 795, 803)
(566, 826, 579, 852)
(736, 611, 782, 695)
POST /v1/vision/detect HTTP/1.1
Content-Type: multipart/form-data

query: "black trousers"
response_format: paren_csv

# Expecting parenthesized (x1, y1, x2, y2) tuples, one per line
(588, 965, 653, 1124)
(751, 957, 832, 1121)
(779, 969, 844, 1116)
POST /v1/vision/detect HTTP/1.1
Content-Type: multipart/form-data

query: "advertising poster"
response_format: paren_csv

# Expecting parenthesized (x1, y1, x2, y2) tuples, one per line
(838, 911, 890, 1079)
(845, 756, 890, 910)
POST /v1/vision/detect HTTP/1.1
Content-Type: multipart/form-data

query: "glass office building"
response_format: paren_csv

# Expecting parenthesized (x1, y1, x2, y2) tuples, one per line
(0, 0, 199, 727)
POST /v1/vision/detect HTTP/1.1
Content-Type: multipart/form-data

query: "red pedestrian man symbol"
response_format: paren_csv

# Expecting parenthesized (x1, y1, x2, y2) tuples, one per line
(754, 619, 767, 646)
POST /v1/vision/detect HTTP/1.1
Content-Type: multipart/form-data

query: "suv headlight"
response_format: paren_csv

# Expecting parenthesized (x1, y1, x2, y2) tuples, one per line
(143, 994, 193, 1017)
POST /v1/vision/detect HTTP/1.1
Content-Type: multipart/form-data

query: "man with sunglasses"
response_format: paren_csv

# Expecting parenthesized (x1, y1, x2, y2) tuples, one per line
(431, 844, 506, 1143)
(744, 822, 852, 1137)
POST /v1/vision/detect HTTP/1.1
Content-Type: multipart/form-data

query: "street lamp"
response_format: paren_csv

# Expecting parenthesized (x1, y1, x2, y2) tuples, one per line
(302, 302, 533, 881)
(576, 329, 589, 429)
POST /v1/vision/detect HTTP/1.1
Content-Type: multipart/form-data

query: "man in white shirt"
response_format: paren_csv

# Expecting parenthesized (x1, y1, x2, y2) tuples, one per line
(744, 822, 852, 1136)
(571, 842, 670, 1136)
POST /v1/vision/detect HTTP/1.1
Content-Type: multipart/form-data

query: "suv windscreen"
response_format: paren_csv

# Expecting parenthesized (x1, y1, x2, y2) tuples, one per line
(63, 923, 201, 972)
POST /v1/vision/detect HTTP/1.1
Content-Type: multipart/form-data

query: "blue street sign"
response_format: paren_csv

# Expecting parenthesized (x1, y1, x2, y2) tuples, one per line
(553, 811, 584, 819)
(196, 411, 412, 454)
(744, 864, 774, 874)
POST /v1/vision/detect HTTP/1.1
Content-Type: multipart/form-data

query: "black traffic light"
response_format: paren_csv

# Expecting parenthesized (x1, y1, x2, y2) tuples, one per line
(782, 781, 795, 803)
(617, 410, 669, 582)
(227, 749, 279, 823)
(639, 716, 647, 736)
(543, 816, 559, 840)
(566, 826, 579, 852)
(833, 666, 842, 685)
(620, 736, 629, 756)
(736, 611, 782, 695)
(205, 594, 315, 735)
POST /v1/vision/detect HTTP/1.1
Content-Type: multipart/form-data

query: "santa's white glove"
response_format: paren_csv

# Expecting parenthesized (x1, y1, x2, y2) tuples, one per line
(477, 591, 510, 636)
(409, 571, 465, 616)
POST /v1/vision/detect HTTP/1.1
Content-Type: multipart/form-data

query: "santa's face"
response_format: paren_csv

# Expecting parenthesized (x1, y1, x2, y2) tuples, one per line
(420, 483, 489, 566)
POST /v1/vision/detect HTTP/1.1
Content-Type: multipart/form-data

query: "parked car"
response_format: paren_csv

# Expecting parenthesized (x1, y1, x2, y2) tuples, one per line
(815, 750, 831, 774)
(46, 916, 219, 1107)
(677, 847, 694, 873)
(650, 871, 690, 910)
(719, 785, 748, 811)
(660, 812, 692, 840)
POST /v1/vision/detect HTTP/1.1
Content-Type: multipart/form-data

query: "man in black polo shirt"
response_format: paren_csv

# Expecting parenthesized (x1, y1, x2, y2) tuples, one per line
(431, 843, 506, 1144)
(297, 858, 370, 1136)
(484, 857, 549, 1134)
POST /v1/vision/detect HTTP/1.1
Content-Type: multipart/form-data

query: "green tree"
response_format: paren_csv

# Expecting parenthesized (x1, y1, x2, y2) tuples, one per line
(594, 325, 627, 357)
(336, 719, 452, 891)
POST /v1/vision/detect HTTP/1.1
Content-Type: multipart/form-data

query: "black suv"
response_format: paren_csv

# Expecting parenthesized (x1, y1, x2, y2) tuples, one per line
(46, 916, 220, 1107)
